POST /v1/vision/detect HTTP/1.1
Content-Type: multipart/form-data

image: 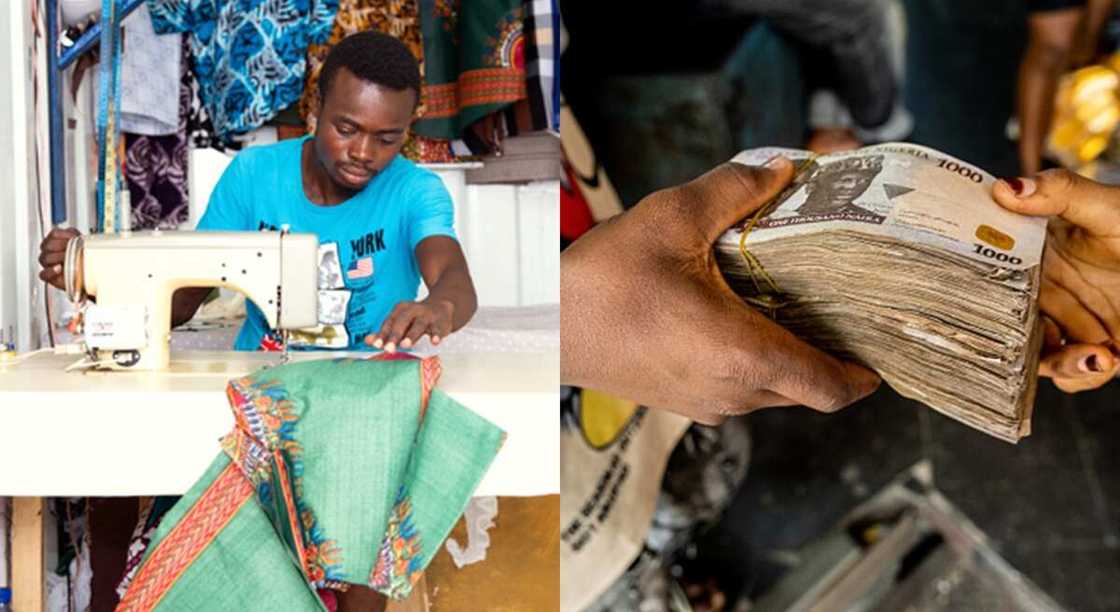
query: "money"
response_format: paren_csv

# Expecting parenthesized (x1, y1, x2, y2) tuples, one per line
(717, 144, 1046, 442)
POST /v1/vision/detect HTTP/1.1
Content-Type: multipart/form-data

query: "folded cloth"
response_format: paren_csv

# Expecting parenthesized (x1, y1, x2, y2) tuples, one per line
(118, 356, 504, 609)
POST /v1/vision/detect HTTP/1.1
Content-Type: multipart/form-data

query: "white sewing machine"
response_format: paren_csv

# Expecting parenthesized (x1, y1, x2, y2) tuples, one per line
(65, 230, 319, 370)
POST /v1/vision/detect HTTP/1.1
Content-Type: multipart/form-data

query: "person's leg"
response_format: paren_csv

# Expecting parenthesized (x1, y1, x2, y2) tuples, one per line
(88, 497, 139, 612)
(336, 585, 388, 612)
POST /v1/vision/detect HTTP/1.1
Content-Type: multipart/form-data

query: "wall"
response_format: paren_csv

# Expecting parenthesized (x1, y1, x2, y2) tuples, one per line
(0, 0, 46, 352)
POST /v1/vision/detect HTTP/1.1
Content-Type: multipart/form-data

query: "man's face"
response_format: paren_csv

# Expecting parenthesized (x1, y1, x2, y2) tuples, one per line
(314, 67, 416, 191)
(829, 171, 871, 205)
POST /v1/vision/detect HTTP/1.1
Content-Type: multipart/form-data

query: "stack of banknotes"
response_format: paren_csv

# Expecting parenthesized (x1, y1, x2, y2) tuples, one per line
(716, 144, 1047, 442)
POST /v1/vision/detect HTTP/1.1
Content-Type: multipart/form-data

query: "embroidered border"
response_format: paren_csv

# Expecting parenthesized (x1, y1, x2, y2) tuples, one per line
(421, 69, 527, 119)
(117, 462, 254, 611)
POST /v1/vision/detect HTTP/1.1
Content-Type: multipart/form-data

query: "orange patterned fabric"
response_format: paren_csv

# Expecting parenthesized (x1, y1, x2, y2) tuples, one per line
(117, 462, 254, 611)
(421, 69, 527, 119)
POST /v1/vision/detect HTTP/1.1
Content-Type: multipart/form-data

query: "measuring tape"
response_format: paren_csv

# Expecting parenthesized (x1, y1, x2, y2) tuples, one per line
(95, 0, 124, 233)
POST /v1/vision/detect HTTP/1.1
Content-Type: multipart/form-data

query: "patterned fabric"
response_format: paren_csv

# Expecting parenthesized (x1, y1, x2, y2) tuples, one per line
(117, 462, 256, 611)
(413, 0, 528, 141)
(370, 486, 423, 597)
(298, 0, 456, 163)
(123, 36, 191, 229)
(146, 0, 339, 140)
(118, 357, 504, 608)
(119, 3, 181, 135)
(505, 0, 556, 135)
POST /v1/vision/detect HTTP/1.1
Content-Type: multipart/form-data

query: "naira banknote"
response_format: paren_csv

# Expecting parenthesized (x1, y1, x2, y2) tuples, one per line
(724, 143, 1047, 271)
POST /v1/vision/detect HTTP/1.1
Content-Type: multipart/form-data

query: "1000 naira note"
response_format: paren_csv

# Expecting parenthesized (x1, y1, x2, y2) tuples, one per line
(723, 143, 1046, 271)
(716, 144, 1045, 443)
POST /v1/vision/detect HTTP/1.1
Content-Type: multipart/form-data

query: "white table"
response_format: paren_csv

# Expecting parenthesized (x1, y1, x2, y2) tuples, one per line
(0, 350, 559, 611)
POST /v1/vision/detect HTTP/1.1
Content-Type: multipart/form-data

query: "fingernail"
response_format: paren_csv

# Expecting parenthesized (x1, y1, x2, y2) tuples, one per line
(764, 156, 787, 170)
(848, 363, 881, 397)
(373, 338, 383, 348)
(401, 338, 412, 349)
(385, 342, 396, 353)
(1080, 354, 1103, 373)
(1002, 177, 1036, 197)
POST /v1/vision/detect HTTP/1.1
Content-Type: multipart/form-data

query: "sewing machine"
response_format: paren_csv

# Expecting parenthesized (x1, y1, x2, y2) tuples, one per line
(66, 229, 319, 370)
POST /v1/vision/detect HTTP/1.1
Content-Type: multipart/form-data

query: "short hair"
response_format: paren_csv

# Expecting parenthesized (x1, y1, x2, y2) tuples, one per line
(319, 31, 421, 106)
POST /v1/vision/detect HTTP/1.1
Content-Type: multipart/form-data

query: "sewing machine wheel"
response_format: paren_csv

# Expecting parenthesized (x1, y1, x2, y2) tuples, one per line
(64, 235, 86, 304)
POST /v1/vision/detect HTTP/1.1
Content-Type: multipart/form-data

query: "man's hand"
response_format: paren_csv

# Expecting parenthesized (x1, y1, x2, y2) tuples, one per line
(560, 157, 881, 425)
(993, 170, 1120, 392)
(364, 298, 454, 353)
(38, 227, 81, 291)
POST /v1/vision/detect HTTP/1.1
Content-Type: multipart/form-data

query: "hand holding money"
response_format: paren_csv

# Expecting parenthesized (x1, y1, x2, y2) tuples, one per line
(993, 170, 1120, 392)
(718, 144, 1049, 442)
(560, 158, 881, 426)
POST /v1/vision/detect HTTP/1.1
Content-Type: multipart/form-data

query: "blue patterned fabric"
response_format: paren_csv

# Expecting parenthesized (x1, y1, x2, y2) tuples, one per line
(147, 0, 338, 139)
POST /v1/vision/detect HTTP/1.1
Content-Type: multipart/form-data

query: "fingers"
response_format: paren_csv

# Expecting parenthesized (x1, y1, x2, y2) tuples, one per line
(1039, 342, 1117, 379)
(726, 315, 881, 414)
(993, 169, 1120, 236)
(1039, 280, 1112, 343)
(1040, 342, 1120, 393)
(668, 157, 796, 247)
(38, 228, 80, 292)
(368, 302, 451, 352)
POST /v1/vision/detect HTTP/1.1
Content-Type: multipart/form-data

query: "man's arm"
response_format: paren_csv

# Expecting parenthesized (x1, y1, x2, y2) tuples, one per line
(415, 236, 478, 332)
(170, 287, 213, 328)
(1018, 7, 1084, 174)
(366, 236, 477, 352)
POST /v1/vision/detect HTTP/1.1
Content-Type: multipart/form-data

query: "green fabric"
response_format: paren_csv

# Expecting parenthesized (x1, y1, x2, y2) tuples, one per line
(149, 455, 327, 612)
(129, 358, 503, 607)
(405, 391, 506, 567)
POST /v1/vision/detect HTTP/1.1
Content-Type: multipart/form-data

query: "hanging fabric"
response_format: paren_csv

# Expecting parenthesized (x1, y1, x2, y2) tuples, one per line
(502, 0, 557, 136)
(117, 3, 180, 136)
(147, 0, 339, 140)
(413, 1, 528, 142)
(123, 36, 191, 229)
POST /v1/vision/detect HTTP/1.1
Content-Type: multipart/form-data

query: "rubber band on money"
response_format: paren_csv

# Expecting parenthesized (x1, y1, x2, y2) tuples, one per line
(737, 154, 819, 314)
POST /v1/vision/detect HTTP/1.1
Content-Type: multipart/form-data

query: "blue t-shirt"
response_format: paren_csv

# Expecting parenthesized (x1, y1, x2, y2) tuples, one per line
(197, 136, 457, 350)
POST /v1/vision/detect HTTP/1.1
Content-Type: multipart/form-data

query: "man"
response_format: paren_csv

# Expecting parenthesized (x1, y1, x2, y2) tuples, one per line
(39, 31, 476, 354)
(791, 155, 886, 220)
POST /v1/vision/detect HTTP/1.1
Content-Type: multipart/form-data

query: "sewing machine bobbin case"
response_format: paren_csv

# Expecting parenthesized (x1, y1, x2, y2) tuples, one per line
(71, 230, 319, 370)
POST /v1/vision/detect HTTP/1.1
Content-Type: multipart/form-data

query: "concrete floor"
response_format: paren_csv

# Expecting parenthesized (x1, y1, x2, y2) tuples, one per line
(693, 380, 1120, 611)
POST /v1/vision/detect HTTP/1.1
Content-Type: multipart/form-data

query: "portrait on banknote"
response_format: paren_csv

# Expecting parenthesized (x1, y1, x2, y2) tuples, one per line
(760, 154, 888, 227)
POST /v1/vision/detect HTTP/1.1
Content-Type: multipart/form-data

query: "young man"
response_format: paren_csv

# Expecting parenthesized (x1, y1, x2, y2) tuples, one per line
(39, 31, 476, 353)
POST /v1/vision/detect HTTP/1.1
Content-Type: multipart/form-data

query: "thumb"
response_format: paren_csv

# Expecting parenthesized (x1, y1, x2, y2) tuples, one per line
(993, 169, 1120, 236)
(676, 156, 796, 246)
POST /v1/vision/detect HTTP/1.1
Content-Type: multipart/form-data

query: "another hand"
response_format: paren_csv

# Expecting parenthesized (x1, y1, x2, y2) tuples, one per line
(560, 158, 881, 425)
(37, 227, 81, 291)
(364, 298, 454, 353)
(993, 170, 1120, 391)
